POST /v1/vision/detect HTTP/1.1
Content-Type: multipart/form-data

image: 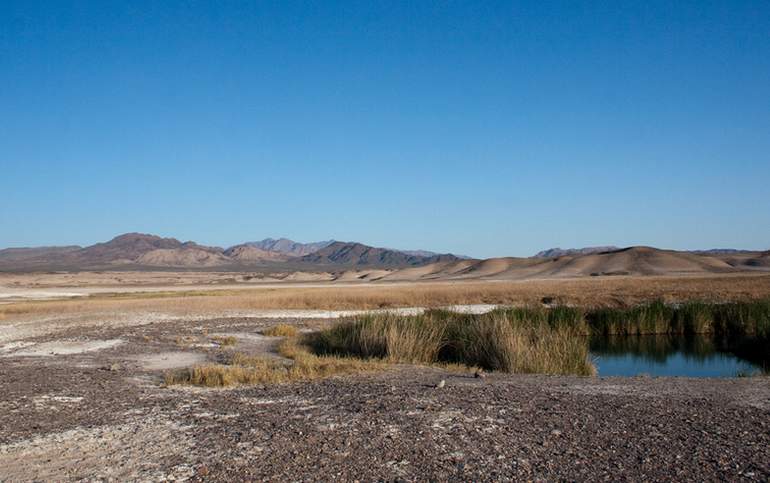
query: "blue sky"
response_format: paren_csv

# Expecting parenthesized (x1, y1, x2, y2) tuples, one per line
(1, 1, 769, 258)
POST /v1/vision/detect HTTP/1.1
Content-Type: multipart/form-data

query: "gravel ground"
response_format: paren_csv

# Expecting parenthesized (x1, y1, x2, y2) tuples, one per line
(0, 315, 768, 481)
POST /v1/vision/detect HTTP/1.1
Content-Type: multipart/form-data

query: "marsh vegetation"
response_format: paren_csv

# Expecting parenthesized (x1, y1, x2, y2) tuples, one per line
(310, 309, 595, 375)
(165, 300, 770, 387)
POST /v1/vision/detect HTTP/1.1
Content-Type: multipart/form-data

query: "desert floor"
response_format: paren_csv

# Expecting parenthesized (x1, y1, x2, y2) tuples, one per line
(0, 274, 769, 481)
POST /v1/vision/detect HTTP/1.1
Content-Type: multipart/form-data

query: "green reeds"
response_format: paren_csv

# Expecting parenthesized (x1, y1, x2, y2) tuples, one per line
(588, 301, 673, 335)
(310, 312, 446, 363)
(312, 309, 595, 376)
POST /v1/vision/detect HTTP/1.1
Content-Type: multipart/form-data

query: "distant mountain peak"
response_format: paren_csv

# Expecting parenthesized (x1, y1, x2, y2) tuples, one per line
(300, 241, 462, 268)
(240, 238, 335, 257)
(533, 246, 620, 258)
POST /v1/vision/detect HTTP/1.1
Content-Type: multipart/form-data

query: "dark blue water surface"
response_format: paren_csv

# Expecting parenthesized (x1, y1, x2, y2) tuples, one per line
(589, 334, 766, 377)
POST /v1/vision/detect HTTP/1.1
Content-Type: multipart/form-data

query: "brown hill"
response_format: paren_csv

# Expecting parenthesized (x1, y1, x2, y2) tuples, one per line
(242, 238, 334, 257)
(75, 233, 202, 264)
(0, 233, 229, 270)
(223, 245, 290, 262)
(135, 248, 232, 267)
(385, 247, 742, 281)
(73, 233, 229, 268)
(705, 250, 770, 269)
(533, 246, 619, 258)
(0, 246, 81, 262)
(540, 246, 735, 277)
(299, 241, 462, 268)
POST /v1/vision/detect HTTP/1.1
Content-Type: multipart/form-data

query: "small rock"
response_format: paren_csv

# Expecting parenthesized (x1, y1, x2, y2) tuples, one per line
(436, 380, 446, 389)
(449, 451, 465, 461)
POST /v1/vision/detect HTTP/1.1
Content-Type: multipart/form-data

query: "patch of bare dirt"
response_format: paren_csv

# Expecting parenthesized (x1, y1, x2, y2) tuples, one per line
(132, 351, 208, 370)
(1, 339, 124, 357)
(0, 416, 195, 481)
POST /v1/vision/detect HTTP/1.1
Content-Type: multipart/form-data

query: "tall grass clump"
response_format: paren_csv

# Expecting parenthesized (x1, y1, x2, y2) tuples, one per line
(584, 299, 770, 338)
(441, 312, 593, 375)
(212, 335, 238, 347)
(310, 313, 446, 364)
(312, 309, 595, 376)
(489, 306, 587, 332)
(588, 300, 673, 335)
(710, 299, 770, 339)
(262, 324, 299, 337)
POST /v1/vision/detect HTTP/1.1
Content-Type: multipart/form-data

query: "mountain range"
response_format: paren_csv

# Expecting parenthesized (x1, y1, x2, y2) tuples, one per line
(0, 233, 463, 271)
(0, 233, 768, 280)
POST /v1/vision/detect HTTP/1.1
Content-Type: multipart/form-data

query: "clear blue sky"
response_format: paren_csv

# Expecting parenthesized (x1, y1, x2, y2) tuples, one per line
(2, 1, 769, 258)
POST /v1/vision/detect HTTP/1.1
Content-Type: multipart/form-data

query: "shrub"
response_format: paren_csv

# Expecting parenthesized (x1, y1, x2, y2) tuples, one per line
(262, 324, 299, 337)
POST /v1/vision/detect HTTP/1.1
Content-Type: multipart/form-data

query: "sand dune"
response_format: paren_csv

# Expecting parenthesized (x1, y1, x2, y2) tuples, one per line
(334, 269, 393, 282)
(714, 251, 770, 269)
(385, 247, 744, 281)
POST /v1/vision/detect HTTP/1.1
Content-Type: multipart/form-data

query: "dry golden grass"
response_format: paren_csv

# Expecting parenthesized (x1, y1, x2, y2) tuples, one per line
(2, 274, 770, 320)
(212, 335, 237, 346)
(313, 313, 447, 364)
(175, 335, 196, 347)
(164, 338, 384, 387)
(262, 324, 299, 337)
(313, 310, 596, 376)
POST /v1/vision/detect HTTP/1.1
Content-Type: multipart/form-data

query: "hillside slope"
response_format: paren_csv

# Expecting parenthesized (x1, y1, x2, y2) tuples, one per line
(384, 247, 742, 281)
(242, 238, 334, 257)
(300, 242, 462, 268)
(223, 245, 291, 262)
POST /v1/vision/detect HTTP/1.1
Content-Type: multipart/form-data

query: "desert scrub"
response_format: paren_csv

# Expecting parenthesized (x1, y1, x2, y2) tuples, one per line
(174, 335, 196, 346)
(164, 337, 383, 387)
(164, 362, 285, 386)
(212, 335, 238, 346)
(262, 324, 299, 337)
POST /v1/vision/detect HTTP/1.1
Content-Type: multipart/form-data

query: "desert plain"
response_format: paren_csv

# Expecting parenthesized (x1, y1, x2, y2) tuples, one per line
(1, 270, 769, 481)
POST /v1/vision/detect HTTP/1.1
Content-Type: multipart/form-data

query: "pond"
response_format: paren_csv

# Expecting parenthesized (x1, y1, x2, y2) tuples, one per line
(589, 334, 768, 377)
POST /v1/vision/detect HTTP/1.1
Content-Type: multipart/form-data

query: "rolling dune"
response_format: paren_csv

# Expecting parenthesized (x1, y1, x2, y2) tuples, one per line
(384, 247, 744, 281)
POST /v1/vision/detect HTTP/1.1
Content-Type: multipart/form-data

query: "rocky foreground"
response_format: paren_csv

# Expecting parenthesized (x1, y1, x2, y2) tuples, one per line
(0, 310, 768, 481)
(1, 366, 768, 481)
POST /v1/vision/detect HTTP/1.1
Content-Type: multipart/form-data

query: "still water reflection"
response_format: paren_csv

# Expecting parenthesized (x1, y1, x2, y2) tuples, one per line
(589, 334, 767, 377)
